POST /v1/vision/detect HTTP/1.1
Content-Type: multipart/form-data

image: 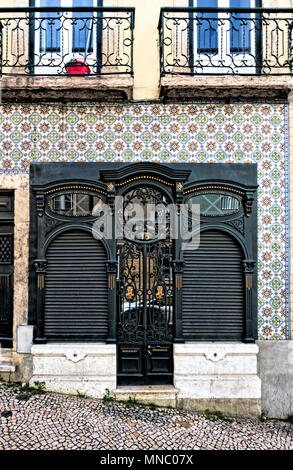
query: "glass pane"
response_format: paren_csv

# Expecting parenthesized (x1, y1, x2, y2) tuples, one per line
(39, 0, 61, 53)
(197, 0, 218, 53)
(122, 187, 171, 241)
(49, 192, 103, 217)
(72, 0, 94, 53)
(230, 0, 251, 53)
(189, 192, 241, 216)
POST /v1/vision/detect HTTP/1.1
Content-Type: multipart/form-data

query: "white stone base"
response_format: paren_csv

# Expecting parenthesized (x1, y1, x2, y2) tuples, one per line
(0, 362, 16, 373)
(114, 385, 178, 407)
(17, 325, 34, 354)
(174, 342, 261, 416)
(28, 341, 262, 416)
(0, 361, 16, 381)
(30, 343, 116, 398)
(257, 340, 293, 419)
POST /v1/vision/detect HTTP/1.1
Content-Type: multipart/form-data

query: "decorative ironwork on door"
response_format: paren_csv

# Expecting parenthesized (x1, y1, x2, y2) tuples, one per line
(117, 186, 174, 385)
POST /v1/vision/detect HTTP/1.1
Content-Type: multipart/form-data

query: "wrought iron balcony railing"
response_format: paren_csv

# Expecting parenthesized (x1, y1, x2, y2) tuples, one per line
(0, 6, 134, 76)
(159, 7, 293, 76)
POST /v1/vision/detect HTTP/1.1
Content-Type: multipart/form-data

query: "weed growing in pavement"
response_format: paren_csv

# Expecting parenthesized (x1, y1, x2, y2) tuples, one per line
(122, 396, 158, 411)
(204, 408, 233, 423)
(102, 390, 151, 410)
(102, 388, 115, 406)
(286, 414, 293, 424)
(260, 412, 268, 422)
(124, 396, 140, 409)
(148, 402, 157, 411)
(3, 381, 46, 395)
(76, 390, 88, 399)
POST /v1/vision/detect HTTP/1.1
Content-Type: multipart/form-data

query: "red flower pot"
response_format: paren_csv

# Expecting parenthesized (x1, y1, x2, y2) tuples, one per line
(65, 60, 91, 75)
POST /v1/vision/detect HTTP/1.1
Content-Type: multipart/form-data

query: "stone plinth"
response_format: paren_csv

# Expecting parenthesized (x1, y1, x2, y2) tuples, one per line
(257, 340, 293, 419)
(174, 342, 261, 417)
(114, 385, 178, 408)
(30, 343, 116, 398)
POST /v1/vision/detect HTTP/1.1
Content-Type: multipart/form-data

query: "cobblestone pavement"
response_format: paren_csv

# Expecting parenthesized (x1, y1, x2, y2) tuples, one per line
(0, 385, 292, 450)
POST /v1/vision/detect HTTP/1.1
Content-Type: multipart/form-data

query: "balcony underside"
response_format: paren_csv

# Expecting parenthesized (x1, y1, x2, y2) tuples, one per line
(160, 75, 292, 101)
(1, 74, 291, 102)
(0, 75, 133, 102)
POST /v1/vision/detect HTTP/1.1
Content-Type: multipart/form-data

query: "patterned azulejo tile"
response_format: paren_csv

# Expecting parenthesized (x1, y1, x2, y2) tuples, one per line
(0, 101, 289, 340)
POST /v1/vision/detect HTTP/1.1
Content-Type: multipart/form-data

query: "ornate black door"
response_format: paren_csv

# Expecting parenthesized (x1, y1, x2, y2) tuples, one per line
(116, 186, 174, 385)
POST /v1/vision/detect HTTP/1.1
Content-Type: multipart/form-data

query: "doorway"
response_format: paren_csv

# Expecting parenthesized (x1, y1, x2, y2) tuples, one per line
(116, 186, 174, 385)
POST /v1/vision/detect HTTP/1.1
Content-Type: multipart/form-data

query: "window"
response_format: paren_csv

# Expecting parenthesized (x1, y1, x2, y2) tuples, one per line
(48, 191, 104, 217)
(197, 0, 218, 53)
(187, 190, 242, 217)
(39, 0, 61, 53)
(230, 0, 254, 53)
(191, 0, 261, 73)
(34, 0, 102, 74)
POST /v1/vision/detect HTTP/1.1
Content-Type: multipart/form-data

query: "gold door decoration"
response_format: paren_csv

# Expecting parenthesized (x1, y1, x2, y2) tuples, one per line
(155, 285, 164, 300)
(125, 285, 134, 301)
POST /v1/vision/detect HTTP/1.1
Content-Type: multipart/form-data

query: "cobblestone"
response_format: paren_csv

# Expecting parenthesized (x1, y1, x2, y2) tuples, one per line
(0, 386, 292, 450)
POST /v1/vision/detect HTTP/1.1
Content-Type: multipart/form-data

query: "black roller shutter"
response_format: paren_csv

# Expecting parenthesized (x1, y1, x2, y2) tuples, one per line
(45, 229, 108, 341)
(182, 229, 244, 340)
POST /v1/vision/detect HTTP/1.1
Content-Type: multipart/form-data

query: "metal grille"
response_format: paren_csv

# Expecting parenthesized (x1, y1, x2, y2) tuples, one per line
(0, 274, 12, 324)
(117, 185, 174, 385)
(0, 234, 13, 264)
(159, 7, 293, 75)
(0, 6, 134, 76)
(117, 240, 173, 344)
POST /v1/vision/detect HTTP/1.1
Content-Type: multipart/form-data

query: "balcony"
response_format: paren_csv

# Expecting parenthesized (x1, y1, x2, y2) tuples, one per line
(0, 6, 134, 101)
(159, 7, 293, 99)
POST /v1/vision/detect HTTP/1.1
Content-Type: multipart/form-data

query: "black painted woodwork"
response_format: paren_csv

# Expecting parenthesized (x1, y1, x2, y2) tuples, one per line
(0, 192, 14, 348)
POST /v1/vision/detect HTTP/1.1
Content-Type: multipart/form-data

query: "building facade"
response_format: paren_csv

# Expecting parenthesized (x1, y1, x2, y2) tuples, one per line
(0, 0, 292, 418)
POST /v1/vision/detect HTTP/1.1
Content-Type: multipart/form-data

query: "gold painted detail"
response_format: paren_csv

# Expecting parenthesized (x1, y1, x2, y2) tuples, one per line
(38, 274, 44, 290)
(144, 232, 150, 241)
(152, 348, 168, 352)
(122, 349, 138, 353)
(155, 285, 164, 300)
(108, 274, 115, 290)
(107, 182, 115, 191)
(177, 182, 183, 191)
(183, 186, 245, 196)
(246, 275, 253, 290)
(125, 286, 134, 301)
(115, 176, 174, 187)
(176, 274, 182, 290)
(45, 185, 106, 196)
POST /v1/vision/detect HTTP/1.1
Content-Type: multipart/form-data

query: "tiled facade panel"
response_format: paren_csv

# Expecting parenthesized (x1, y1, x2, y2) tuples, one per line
(0, 101, 289, 339)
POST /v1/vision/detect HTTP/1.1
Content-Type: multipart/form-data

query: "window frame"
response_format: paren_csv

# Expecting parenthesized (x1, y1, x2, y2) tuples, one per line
(188, 0, 262, 74)
(30, 0, 103, 75)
